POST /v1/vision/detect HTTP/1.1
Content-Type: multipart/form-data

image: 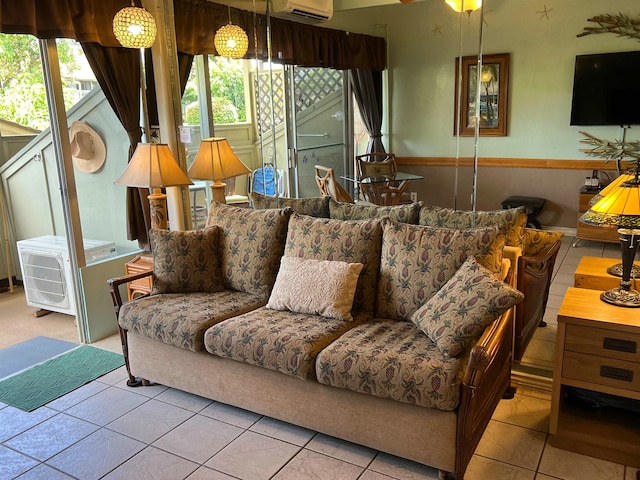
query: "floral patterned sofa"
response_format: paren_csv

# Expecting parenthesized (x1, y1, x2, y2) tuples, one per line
(108, 200, 524, 480)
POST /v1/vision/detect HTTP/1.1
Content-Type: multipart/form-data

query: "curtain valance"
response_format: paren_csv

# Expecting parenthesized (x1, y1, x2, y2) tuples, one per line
(0, 0, 386, 70)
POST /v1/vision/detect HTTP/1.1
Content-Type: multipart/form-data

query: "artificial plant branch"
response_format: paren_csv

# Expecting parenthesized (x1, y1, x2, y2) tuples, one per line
(577, 13, 640, 41)
(579, 131, 640, 163)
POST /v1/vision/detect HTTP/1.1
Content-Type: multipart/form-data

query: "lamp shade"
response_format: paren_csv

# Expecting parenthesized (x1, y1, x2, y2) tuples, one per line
(115, 143, 192, 188)
(113, 5, 157, 49)
(588, 172, 635, 206)
(214, 23, 249, 59)
(189, 138, 251, 182)
(581, 176, 640, 228)
(446, 0, 482, 13)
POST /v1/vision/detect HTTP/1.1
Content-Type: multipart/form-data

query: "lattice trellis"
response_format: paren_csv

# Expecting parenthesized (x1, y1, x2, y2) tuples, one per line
(252, 68, 343, 134)
(294, 68, 343, 114)
(253, 70, 286, 134)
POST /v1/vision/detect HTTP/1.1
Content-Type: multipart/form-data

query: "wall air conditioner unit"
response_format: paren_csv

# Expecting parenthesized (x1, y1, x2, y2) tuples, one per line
(17, 235, 116, 316)
(271, 0, 333, 24)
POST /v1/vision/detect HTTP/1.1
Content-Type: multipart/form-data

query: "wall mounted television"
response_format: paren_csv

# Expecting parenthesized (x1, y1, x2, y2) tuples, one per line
(570, 50, 640, 126)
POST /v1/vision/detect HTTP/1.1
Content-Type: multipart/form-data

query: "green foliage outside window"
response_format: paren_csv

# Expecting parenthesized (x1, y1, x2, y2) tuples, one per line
(182, 56, 247, 125)
(0, 34, 80, 131)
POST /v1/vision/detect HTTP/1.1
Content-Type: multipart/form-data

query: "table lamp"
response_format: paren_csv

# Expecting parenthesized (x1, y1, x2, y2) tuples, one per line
(115, 143, 193, 230)
(580, 169, 640, 307)
(188, 137, 251, 204)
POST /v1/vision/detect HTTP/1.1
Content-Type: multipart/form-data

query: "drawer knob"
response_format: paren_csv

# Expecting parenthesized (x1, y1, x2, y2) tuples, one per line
(600, 365, 634, 382)
(603, 337, 637, 354)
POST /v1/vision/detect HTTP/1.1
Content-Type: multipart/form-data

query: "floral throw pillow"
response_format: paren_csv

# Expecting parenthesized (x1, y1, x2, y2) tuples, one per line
(411, 256, 524, 357)
(150, 227, 224, 295)
(266, 256, 364, 321)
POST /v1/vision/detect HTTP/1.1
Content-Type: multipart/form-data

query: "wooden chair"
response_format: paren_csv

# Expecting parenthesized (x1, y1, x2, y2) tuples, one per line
(314, 165, 353, 203)
(355, 152, 408, 205)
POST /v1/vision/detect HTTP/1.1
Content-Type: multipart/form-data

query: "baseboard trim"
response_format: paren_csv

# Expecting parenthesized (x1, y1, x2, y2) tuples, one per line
(511, 368, 553, 395)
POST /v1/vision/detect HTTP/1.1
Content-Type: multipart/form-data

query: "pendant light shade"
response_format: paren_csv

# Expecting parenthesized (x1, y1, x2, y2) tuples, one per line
(113, 4, 157, 49)
(446, 0, 482, 13)
(214, 23, 249, 59)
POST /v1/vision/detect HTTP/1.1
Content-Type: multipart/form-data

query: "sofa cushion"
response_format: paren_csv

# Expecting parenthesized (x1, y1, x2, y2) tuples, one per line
(149, 227, 224, 295)
(205, 308, 370, 381)
(316, 319, 466, 411)
(266, 257, 364, 321)
(205, 202, 292, 297)
(411, 257, 524, 357)
(250, 191, 330, 218)
(329, 198, 420, 224)
(283, 214, 383, 315)
(118, 290, 266, 352)
(419, 205, 527, 250)
(376, 220, 505, 321)
(523, 228, 564, 256)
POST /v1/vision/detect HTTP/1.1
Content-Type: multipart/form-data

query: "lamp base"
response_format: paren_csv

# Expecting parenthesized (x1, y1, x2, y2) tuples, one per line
(210, 181, 227, 204)
(600, 287, 640, 308)
(606, 262, 640, 278)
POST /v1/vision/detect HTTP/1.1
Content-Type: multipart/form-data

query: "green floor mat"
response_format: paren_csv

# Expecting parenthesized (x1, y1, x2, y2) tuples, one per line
(0, 345, 124, 411)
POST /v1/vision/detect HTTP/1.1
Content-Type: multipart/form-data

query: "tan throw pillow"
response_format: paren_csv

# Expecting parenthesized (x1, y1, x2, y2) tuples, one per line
(266, 256, 364, 321)
(150, 227, 224, 294)
(411, 257, 524, 357)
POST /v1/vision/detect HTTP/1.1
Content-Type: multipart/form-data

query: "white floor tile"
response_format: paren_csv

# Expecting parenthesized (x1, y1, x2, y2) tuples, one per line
(0, 444, 39, 479)
(200, 401, 261, 429)
(306, 433, 377, 467)
(154, 387, 213, 413)
(492, 392, 551, 433)
(205, 430, 300, 480)
(466, 455, 536, 480)
(475, 420, 546, 471)
(5, 413, 98, 461)
(13, 463, 75, 480)
(185, 466, 238, 479)
(101, 446, 199, 480)
(46, 428, 145, 480)
(368, 452, 440, 479)
(249, 416, 315, 446)
(46, 380, 108, 412)
(0, 406, 57, 443)
(272, 448, 364, 479)
(538, 444, 625, 480)
(152, 414, 243, 464)
(64, 386, 148, 426)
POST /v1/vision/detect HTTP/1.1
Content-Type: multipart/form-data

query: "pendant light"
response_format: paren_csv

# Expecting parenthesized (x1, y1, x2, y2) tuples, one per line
(214, 7, 249, 59)
(446, 0, 482, 13)
(113, 1, 157, 49)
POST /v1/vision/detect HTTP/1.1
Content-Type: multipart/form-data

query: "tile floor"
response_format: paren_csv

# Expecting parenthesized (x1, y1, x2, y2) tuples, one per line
(1, 235, 639, 480)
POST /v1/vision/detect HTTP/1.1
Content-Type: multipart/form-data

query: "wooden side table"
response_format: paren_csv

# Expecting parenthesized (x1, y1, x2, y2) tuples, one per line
(125, 254, 153, 300)
(573, 256, 640, 291)
(550, 287, 640, 468)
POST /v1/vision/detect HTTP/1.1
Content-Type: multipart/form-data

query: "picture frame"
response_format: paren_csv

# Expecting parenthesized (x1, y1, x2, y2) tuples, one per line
(454, 53, 510, 137)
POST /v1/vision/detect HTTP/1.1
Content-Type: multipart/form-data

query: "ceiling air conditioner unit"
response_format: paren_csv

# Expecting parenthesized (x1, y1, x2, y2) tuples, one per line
(271, 0, 333, 24)
(17, 235, 116, 316)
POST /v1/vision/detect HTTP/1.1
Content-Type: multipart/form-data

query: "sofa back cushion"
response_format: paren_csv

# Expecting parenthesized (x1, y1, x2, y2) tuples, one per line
(329, 198, 420, 224)
(377, 220, 505, 321)
(150, 227, 224, 294)
(283, 213, 383, 314)
(205, 202, 292, 297)
(250, 191, 330, 218)
(419, 205, 527, 250)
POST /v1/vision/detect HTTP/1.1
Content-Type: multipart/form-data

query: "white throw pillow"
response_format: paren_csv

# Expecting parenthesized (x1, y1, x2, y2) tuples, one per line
(267, 256, 364, 321)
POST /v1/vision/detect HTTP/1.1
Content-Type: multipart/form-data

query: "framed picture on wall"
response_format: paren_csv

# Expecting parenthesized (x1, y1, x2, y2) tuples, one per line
(454, 53, 510, 137)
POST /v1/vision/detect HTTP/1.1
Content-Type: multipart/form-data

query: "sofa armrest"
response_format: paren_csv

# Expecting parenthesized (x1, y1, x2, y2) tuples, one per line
(107, 270, 153, 315)
(455, 307, 514, 477)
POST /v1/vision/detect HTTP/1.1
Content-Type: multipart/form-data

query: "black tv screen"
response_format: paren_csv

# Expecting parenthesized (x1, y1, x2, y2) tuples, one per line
(570, 51, 640, 126)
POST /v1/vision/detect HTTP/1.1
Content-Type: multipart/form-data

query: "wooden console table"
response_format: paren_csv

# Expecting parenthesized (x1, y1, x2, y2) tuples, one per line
(550, 287, 640, 468)
(573, 256, 640, 291)
(125, 254, 153, 300)
(573, 187, 620, 246)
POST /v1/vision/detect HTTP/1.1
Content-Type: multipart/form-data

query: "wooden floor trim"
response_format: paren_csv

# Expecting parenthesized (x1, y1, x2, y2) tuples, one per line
(396, 157, 619, 170)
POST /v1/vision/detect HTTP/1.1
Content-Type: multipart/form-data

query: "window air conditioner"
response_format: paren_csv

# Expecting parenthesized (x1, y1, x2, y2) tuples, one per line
(17, 235, 116, 316)
(271, 0, 333, 23)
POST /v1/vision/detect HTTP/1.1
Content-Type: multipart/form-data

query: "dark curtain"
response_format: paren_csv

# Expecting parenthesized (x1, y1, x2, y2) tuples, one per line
(81, 42, 151, 250)
(173, 0, 386, 70)
(350, 69, 385, 154)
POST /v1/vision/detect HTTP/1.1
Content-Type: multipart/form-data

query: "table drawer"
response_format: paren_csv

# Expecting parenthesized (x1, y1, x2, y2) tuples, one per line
(566, 324, 640, 362)
(563, 350, 640, 392)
